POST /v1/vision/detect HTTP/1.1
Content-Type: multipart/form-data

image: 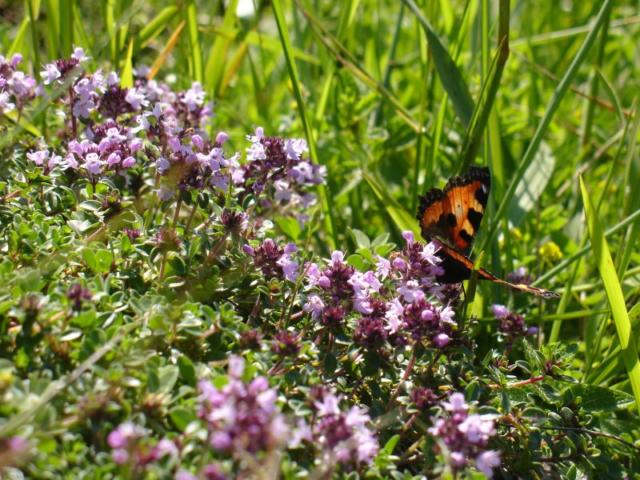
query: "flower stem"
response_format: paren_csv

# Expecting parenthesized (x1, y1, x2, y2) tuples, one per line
(171, 196, 182, 228)
(183, 203, 198, 237)
(386, 348, 417, 411)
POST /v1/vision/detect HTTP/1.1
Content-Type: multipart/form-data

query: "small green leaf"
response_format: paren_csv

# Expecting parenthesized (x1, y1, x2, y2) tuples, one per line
(177, 355, 196, 387)
(350, 228, 370, 249)
(275, 215, 301, 241)
(170, 407, 196, 431)
(157, 365, 179, 394)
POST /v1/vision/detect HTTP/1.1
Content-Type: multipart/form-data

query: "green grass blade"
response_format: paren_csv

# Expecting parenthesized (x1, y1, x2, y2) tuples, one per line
(8, 16, 30, 59)
(26, 0, 41, 71)
(138, 5, 179, 49)
(296, 1, 422, 133)
(59, 0, 74, 55)
(120, 39, 134, 88)
(43, 0, 60, 57)
(204, 0, 238, 95)
(402, 0, 474, 127)
(478, 0, 614, 255)
(185, 0, 203, 83)
(272, 0, 337, 250)
(458, 0, 509, 172)
(534, 207, 640, 287)
(580, 176, 640, 414)
(363, 171, 419, 236)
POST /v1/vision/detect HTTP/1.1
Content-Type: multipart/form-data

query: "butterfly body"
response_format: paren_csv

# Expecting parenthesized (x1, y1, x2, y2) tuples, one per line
(417, 167, 559, 299)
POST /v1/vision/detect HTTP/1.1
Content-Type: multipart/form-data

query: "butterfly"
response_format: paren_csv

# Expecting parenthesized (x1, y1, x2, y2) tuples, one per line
(417, 166, 559, 299)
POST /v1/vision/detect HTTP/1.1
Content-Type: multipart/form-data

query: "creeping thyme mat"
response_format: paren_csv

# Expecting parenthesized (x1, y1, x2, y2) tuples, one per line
(1, 9, 640, 478)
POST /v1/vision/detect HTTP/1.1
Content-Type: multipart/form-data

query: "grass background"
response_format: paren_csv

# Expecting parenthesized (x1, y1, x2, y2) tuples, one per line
(2, 0, 640, 411)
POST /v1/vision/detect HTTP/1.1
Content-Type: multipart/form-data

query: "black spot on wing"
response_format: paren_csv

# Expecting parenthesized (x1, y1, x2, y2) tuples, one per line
(468, 208, 483, 231)
(459, 229, 474, 244)
(474, 185, 489, 206)
(446, 213, 457, 227)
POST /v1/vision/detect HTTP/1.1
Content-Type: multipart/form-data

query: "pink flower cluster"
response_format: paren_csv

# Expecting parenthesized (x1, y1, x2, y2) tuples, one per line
(240, 127, 325, 222)
(107, 422, 177, 467)
(292, 389, 378, 467)
(197, 356, 288, 455)
(244, 239, 299, 282)
(428, 393, 501, 477)
(303, 232, 458, 349)
(0, 53, 36, 114)
(21, 50, 326, 219)
(492, 304, 537, 343)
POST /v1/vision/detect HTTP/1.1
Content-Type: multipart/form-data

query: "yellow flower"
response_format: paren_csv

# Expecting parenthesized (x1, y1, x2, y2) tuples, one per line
(539, 241, 562, 262)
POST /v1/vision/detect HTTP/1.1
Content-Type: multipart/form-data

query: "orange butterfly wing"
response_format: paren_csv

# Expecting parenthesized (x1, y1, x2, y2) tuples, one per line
(417, 167, 559, 299)
(417, 166, 490, 252)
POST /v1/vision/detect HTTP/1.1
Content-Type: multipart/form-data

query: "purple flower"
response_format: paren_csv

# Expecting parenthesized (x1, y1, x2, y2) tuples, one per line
(27, 149, 49, 166)
(271, 330, 301, 357)
(384, 297, 404, 334)
(476, 450, 501, 477)
(309, 391, 378, 466)
(67, 283, 92, 311)
(442, 392, 468, 412)
(410, 387, 438, 409)
(215, 131, 229, 145)
(429, 393, 499, 476)
(506, 266, 533, 285)
(492, 305, 532, 342)
(353, 315, 387, 348)
(303, 294, 325, 320)
(182, 82, 205, 111)
(40, 63, 61, 84)
(125, 87, 147, 110)
(197, 358, 288, 456)
(402, 230, 415, 246)
(176, 470, 198, 480)
(433, 332, 451, 347)
(492, 304, 509, 319)
(0, 92, 14, 112)
(277, 252, 299, 282)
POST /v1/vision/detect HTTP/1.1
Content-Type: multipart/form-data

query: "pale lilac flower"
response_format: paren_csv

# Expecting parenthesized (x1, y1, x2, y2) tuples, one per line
(402, 230, 415, 246)
(440, 306, 456, 326)
(492, 304, 509, 319)
(125, 87, 147, 110)
(476, 450, 501, 477)
(71, 46, 89, 62)
(385, 297, 404, 334)
(175, 470, 198, 480)
(331, 250, 345, 265)
(197, 357, 288, 455)
(429, 393, 499, 476)
(84, 152, 103, 175)
(228, 355, 244, 378)
(310, 391, 378, 466)
(419, 242, 441, 265)
(376, 256, 391, 280)
(433, 332, 451, 347)
(182, 82, 205, 111)
(304, 295, 325, 320)
(289, 419, 313, 448)
(315, 393, 341, 417)
(398, 280, 424, 303)
(443, 393, 468, 412)
(277, 253, 299, 282)
(216, 131, 229, 145)
(458, 414, 497, 444)
(40, 63, 61, 84)
(27, 149, 49, 166)
(0, 92, 15, 112)
(122, 156, 135, 168)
